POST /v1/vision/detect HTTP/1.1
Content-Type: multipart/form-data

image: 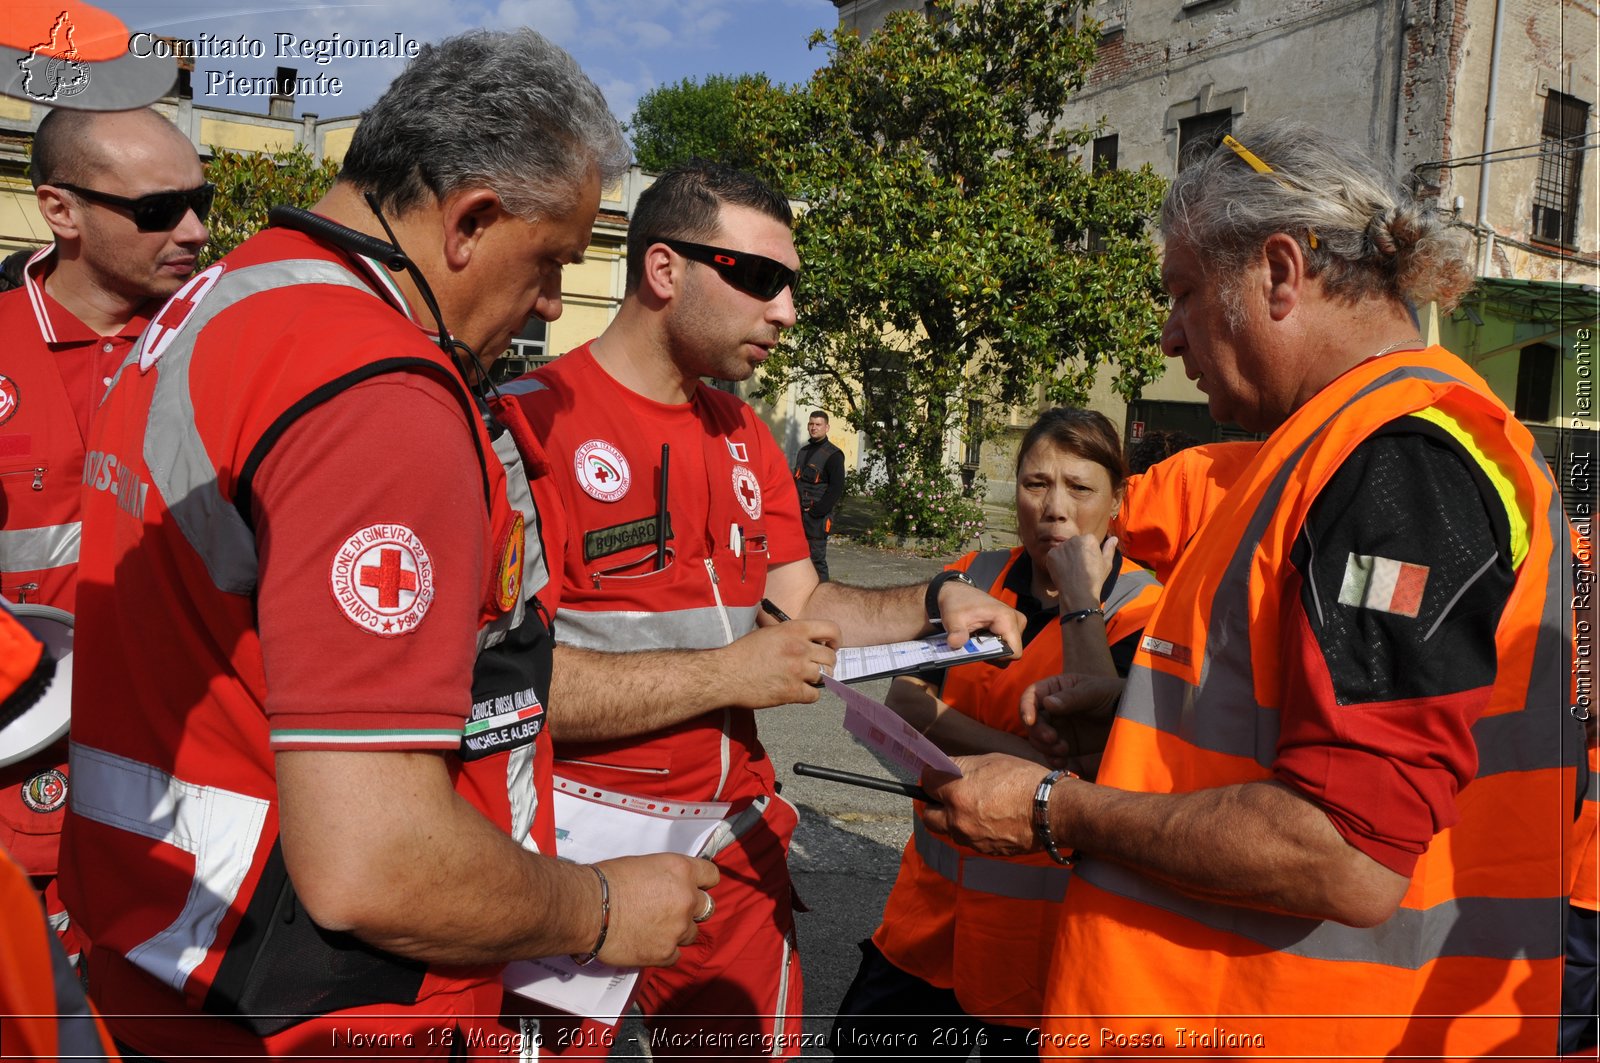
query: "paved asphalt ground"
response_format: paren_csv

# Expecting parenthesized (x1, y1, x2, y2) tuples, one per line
(601, 539, 953, 1059)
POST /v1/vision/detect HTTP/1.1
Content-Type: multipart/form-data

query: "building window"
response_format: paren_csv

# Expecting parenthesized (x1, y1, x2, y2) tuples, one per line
(963, 400, 983, 468)
(1514, 342, 1557, 422)
(1178, 110, 1232, 171)
(1532, 92, 1589, 247)
(1092, 133, 1119, 171)
(490, 318, 550, 385)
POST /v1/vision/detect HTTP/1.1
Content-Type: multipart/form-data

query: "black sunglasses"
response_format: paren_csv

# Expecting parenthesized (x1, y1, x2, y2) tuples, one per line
(651, 237, 798, 300)
(53, 182, 216, 233)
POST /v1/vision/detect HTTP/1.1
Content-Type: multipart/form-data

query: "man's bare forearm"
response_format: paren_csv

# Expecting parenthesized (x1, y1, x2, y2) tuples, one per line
(547, 620, 839, 742)
(547, 643, 742, 741)
(924, 755, 1408, 928)
(803, 580, 928, 646)
(277, 749, 704, 966)
(1054, 775, 1407, 926)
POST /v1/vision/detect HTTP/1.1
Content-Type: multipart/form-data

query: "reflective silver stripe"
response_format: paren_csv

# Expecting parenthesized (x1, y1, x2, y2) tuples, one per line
(1104, 565, 1159, 617)
(1075, 858, 1565, 963)
(507, 742, 538, 848)
(49, 916, 106, 1059)
(0, 521, 80, 572)
(478, 428, 550, 653)
(69, 742, 270, 991)
(771, 926, 796, 1053)
(701, 792, 771, 859)
(912, 817, 1071, 902)
(554, 603, 759, 652)
(143, 260, 379, 594)
(494, 425, 549, 603)
(498, 377, 548, 396)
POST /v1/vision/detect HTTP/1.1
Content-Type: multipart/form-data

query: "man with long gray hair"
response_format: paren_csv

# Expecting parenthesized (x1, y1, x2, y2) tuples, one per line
(59, 29, 716, 1058)
(920, 121, 1576, 1057)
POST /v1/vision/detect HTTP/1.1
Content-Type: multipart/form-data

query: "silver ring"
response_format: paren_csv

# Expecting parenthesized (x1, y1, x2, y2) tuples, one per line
(693, 892, 716, 924)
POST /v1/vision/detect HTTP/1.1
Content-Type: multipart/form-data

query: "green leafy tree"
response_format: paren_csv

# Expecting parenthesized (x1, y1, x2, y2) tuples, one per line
(201, 145, 341, 266)
(735, 0, 1168, 546)
(628, 73, 772, 172)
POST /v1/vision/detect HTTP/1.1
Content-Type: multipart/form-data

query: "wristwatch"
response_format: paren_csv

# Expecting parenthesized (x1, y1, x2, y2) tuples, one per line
(924, 570, 975, 625)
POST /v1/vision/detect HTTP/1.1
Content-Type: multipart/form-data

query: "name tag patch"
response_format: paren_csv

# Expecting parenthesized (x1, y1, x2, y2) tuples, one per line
(584, 514, 674, 563)
(461, 685, 546, 760)
(1337, 552, 1429, 618)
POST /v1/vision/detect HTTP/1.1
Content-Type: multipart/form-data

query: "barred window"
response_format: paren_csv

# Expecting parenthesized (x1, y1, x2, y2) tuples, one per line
(1532, 92, 1589, 248)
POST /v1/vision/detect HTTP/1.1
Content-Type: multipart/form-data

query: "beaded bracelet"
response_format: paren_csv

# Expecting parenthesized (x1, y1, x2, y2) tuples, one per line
(571, 864, 611, 966)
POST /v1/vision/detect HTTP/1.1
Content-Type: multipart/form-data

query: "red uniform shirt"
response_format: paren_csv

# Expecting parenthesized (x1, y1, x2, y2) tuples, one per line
(0, 248, 151, 951)
(510, 342, 807, 803)
(60, 226, 539, 1058)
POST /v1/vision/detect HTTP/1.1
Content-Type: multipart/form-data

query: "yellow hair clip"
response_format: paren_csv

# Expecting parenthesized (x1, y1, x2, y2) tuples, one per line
(1223, 134, 1274, 175)
(1223, 134, 1320, 249)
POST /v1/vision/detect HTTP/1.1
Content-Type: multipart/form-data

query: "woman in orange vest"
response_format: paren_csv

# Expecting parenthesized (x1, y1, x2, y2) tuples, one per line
(831, 408, 1160, 1059)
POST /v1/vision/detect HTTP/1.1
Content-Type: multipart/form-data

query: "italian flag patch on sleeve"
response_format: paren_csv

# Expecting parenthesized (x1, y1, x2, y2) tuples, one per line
(1337, 552, 1429, 618)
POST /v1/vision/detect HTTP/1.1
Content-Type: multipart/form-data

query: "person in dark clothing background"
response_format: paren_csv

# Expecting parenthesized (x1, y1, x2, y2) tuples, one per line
(793, 409, 846, 581)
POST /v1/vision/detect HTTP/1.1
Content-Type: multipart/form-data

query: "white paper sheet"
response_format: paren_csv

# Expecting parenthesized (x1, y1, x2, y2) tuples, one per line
(824, 676, 962, 778)
(501, 779, 730, 1025)
(828, 633, 1010, 683)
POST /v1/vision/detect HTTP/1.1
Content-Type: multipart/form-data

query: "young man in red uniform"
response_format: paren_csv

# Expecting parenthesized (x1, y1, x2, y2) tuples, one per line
(58, 30, 714, 1058)
(508, 163, 1024, 1059)
(0, 105, 209, 964)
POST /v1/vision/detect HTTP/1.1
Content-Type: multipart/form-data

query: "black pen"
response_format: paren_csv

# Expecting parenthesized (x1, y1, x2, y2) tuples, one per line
(760, 598, 792, 623)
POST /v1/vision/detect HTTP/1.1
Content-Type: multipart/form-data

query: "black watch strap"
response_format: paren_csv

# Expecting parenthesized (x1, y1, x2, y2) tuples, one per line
(924, 570, 975, 625)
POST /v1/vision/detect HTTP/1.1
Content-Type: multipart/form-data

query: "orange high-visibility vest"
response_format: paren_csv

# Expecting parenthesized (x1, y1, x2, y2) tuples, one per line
(1115, 441, 1260, 583)
(0, 846, 116, 1060)
(873, 547, 1159, 1025)
(1573, 741, 1598, 911)
(1570, 526, 1597, 911)
(1043, 347, 1576, 1058)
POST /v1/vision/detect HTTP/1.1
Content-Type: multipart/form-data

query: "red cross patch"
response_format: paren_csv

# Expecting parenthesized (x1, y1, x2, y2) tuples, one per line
(329, 523, 435, 637)
(731, 464, 762, 520)
(0, 375, 18, 427)
(139, 263, 225, 370)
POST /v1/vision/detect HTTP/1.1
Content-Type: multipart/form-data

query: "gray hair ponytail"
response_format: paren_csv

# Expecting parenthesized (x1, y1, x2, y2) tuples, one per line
(1162, 120, 1474, 321)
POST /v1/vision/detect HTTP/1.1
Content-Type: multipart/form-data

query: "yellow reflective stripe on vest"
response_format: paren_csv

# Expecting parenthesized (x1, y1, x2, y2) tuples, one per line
(1410, 406, 1530, 567)
(912, 817, 1071, 902)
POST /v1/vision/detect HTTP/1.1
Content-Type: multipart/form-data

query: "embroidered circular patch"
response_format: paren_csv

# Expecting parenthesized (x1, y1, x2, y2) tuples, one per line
(574, 439, 631, 503)
(496, 512, 525, 612)
(0, 375, 19, 427)
(731, 464, 762, 520)
(22, 768, 67, 813)
(329, 523, 435, 637)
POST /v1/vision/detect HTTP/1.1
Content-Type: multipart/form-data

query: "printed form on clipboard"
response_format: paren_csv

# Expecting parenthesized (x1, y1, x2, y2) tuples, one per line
(501, 778, 730, 1026)
(827, 633, 1011, 684)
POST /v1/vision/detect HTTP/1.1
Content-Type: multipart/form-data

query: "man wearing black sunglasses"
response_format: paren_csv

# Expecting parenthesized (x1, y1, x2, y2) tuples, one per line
(508, 163, 1024, 1059)
(0, 105, 207, 971)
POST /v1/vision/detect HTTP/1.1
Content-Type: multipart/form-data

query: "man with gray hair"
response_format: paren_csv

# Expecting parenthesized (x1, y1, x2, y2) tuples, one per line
(59, 29, 715, 1058)
(921, 121, 1576, 1057)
